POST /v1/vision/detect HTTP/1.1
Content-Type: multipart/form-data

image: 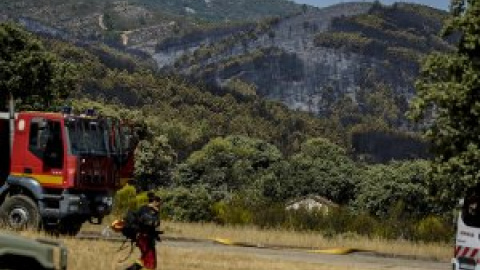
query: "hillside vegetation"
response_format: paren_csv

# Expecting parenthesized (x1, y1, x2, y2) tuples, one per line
(0, 0, 301, 48)
(314, 2, 453, 65)
(1, 2, 443, 162)
(151, 3, 448, 164)
(41, 36, 339, 158)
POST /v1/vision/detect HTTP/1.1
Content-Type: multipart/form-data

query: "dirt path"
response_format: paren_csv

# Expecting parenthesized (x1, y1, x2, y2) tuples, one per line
(121, 31, 132, 46)
(161, 240, 449, 270)
(98, 14, 107, 30)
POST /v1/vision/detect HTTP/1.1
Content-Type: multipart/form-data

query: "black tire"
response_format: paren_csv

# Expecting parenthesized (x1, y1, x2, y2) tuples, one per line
(0, 195, 41, 230)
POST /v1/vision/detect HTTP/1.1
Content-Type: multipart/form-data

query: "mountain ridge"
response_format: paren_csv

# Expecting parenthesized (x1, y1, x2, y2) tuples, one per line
(154, 2, 449, 130)
(0, 1, 447, 162)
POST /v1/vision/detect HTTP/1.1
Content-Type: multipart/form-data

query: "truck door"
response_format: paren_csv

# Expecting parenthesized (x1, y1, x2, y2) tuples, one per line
(454, 186, 480, 270)
(25, 117, 65, 186)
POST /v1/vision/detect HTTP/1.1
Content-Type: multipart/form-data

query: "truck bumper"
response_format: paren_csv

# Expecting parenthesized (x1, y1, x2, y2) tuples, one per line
(452, 257, 479, 270)
(41, 191, 113, 220)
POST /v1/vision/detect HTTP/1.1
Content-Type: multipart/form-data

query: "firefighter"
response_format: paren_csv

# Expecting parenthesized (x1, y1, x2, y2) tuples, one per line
(126, 192, 162, 270)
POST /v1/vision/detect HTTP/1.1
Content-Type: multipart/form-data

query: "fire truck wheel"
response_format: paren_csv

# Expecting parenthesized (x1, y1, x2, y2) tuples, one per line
(0, 195, 41, 230)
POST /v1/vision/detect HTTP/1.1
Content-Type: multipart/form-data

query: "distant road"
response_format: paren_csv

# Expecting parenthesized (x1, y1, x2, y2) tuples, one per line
(162, 240, 448, 270)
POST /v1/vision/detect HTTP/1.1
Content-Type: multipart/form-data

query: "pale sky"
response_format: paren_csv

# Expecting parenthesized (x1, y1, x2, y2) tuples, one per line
(292, 0, 450, 10)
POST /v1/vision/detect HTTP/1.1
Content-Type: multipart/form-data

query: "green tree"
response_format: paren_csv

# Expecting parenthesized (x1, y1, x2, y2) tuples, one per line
(285, 138, 359, 204)
(409, 0, 480, 207)
(174, 135, 282, 197)
(260, 138, 359, 204)
(0, 23, 74, 110)
(134, 135, 177, 190)
(157, 186, 214, 222)
(353, 161, 432, 218)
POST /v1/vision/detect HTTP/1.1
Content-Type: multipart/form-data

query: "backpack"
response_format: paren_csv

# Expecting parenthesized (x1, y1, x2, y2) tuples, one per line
(121, 210, 140, 241)
(115, 207, 162, 263)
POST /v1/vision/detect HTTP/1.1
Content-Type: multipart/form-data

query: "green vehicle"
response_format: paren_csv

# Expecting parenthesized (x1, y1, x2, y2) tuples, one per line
(0, 232, 67, 270)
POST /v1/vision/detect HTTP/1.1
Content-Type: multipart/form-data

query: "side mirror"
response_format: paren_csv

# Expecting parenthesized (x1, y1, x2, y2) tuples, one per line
(454, 198, 464, 227)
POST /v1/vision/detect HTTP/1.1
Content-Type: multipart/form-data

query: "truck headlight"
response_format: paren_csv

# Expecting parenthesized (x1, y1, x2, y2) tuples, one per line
(102, 196, 113, 207)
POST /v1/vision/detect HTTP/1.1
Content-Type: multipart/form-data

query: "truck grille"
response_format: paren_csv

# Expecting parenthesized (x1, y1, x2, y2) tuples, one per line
(79, 174, 107, 186)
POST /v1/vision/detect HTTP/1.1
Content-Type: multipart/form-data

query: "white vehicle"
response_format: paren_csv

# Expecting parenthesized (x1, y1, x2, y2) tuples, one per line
(453, 187, 480, 270)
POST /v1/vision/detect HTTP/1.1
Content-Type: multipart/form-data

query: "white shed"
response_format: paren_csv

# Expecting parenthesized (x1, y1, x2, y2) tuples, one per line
(285, 195, 338, 213)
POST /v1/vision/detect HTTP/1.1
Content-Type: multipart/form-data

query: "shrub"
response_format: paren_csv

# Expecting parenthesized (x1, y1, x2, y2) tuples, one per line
(285, 207, 326, 231)
(212, 200, 253, 225)
(414, 216, 453, 242)
(135, 192, 149, 209)
(347, 213, 379, 237)
(317, 207, 354, 235)
(113, 185, 137, 214)
(157, 186, 215, 222)
(252, 203, 288, 229)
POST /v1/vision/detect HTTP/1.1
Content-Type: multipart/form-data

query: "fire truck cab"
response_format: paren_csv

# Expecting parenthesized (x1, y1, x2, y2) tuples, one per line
(453, 184, 480, 270)
(0, 110, 135, 234)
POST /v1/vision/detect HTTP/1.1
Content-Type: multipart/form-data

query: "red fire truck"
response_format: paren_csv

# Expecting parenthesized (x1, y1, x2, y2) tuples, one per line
(0, 109, 136, 234)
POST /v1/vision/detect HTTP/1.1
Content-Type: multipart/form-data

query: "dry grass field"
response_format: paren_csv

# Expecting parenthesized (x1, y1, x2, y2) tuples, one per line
(8, 230, 377, 270)
(83, 220, 452, 262)
(161, 221, 451, 261)
(2, 220, 452, 270)
(1, 219, 451, 269)
(75, 241, 377, 270)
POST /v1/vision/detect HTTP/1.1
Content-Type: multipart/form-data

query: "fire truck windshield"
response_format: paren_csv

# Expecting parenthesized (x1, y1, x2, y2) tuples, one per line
(66, 118, 109, 156)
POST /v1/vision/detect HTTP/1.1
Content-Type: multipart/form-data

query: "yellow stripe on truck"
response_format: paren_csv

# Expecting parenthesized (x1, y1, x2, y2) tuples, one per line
(11, 173, 63, 185)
